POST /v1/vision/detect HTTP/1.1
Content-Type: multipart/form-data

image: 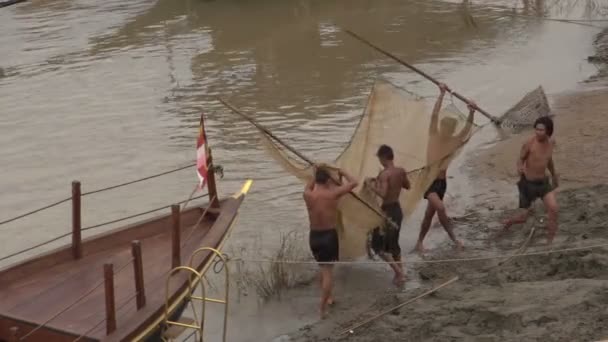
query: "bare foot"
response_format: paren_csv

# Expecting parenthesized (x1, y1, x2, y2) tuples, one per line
(414, 243, 427, 254)
(392, 273, 406, 287)
(454, 240, 464, 251)
(326, 297, 335, 306)
(502, 218, 513, 231)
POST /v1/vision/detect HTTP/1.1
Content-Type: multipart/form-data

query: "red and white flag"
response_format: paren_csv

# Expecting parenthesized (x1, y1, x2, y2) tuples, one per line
(196, 114, 208, 190)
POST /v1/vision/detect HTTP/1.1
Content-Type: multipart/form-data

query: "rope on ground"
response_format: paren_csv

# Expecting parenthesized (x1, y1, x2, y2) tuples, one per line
(337, 276, 459, 336)
(225, 241, 608, 266)
(0, 197, 72, 227)
(20, 258, 134, 341)
(0, 193, 208, 264)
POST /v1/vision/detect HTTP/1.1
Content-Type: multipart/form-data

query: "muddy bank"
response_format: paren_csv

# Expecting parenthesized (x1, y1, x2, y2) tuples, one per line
(285, 183, 608, 342)
(283, 63, 608, 342)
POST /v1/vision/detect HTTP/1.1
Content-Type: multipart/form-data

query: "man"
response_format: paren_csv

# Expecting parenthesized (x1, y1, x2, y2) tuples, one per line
(415, 82, 476, 253)
(303, 164, 358, 319)
(365, 144, 410, 287)
(502, 116, 559, 244)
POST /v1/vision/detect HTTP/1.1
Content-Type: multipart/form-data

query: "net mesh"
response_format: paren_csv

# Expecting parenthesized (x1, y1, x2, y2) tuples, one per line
(259, 79, 482, 259)
(497, 86, 552, 130)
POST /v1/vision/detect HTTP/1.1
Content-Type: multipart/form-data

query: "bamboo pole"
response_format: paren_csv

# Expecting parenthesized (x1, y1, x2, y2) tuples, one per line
(343, 29, 501, 125)
(171, 205, 181, 268)
(216, 97, 398, 229)
(104, 263, 116, 334)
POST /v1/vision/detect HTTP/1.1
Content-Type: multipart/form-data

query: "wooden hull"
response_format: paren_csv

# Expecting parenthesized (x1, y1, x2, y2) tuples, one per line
(0, 180, 252, 342)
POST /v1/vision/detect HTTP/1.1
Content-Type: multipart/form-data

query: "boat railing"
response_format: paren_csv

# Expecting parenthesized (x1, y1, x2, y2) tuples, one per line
(10, 192, 223, 342)
(0, 162, 218, 264)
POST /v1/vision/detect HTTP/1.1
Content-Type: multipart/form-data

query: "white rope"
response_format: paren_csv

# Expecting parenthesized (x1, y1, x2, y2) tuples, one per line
(225, 241, 608, 266)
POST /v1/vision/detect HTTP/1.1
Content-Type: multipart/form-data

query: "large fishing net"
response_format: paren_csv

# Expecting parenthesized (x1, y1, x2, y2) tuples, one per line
(258, 79, 482, 259)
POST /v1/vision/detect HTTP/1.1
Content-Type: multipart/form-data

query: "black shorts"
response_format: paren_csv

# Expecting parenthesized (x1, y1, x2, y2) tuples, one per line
(518, 174, 553, 209)
(309, 229, 339, 263)
(424, 178, 447, 200)
(371, 202, 403, 259)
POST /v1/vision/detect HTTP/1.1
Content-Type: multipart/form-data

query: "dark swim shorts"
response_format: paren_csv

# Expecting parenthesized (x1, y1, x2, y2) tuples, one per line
(517, 174, 553, 209)
(309, 229, 339, 263)
(424, 178, 448, 200)
(371, 202, 404, 259)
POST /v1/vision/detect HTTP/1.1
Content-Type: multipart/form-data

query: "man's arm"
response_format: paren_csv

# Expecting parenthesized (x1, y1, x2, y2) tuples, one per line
(333, 169, 359, 197)
(456, 101, 477, 140)
(303, 177, 315, 200)
(370, 172, 388, 199)
(547, 156, 559, 188)
(402, 169, 411, 190)
(430, 83, 449, 134)
(517, 140, 531, 175)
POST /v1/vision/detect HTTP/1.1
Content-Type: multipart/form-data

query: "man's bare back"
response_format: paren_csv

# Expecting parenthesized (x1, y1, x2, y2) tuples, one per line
(376, 166, 409, 204)
(304, 184, 342, 231)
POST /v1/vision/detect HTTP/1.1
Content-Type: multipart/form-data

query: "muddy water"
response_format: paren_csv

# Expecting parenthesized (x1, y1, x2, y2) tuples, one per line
(0, 0, 605, 340)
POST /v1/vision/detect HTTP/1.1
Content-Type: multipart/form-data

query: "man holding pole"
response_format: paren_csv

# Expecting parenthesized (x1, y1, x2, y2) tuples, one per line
(415, 83, 477, 253)
(303, 164, 358, 319)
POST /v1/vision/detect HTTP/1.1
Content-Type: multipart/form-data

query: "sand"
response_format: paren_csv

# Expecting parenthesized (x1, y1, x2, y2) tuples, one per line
(283, 29, 608, 342)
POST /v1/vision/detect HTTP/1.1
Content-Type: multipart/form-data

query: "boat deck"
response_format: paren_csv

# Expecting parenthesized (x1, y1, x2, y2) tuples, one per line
(0, 197, 240, 341)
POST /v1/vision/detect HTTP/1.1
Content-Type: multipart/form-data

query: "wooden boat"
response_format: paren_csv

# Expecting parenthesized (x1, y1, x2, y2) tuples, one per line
(0, 115, 253, 342)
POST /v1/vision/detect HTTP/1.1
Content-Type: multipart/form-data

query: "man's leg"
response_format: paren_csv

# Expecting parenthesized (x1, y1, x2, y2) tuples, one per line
(319, 264, 333, 318)
(503, 177, 532, 230)
(543, 191, 559, 244)
(427, 193, 463, 250)
(416, 202, 436, 253)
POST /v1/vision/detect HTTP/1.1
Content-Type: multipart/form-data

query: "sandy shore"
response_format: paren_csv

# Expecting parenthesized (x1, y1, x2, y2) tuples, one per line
(283, 29, 608, 342)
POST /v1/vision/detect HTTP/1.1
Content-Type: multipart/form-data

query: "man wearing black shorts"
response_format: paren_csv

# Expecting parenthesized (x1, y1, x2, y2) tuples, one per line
(366, 145, 410, 287)
(303, 165, 358, 319)
(415, 82, 477, 253)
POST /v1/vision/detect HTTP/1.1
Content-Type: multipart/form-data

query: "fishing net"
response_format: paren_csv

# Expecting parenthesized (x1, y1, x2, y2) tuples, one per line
(497, 86, 552, 130)
(259, 79, 482, 259)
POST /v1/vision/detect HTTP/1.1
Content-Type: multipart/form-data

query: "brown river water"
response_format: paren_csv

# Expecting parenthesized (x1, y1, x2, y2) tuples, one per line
(1, 0, 607, 340)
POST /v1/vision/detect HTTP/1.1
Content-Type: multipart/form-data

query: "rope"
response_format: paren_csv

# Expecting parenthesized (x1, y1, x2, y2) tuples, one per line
(81, 163, 195, 196)
(0, 193, 208, 264)
(0, 197, 72, 226)
(0, 163, 196, 227)
(225, 241, 608, 266)
(20, 258, 134, 341)
(81, 193, 208, 232)
(0, 232, 72, 264)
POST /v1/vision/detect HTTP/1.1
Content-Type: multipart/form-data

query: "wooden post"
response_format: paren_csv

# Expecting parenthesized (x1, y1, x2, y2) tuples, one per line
(104, 263, 116, 334)
(171, 205, 181, 268)
(206, 149, 220, 209)
(131, 240, 146, 309)
(72, 181, 82, 259)
(8, 326, 18, 342)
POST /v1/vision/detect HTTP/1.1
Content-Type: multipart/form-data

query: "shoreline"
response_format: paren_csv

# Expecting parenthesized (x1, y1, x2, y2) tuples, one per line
(281, 28, 608, 342)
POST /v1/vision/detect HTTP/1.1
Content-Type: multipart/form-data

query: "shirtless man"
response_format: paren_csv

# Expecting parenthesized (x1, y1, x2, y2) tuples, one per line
(303, 165, 358, 319)
(502, 116, 559, 244)
(365, 144, 411, 286)
(415, 82, 476, 253)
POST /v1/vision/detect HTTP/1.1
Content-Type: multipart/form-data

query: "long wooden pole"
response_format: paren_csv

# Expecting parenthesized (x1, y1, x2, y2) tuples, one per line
(216, 97, 397, 229)
(343, 29, 501, 125)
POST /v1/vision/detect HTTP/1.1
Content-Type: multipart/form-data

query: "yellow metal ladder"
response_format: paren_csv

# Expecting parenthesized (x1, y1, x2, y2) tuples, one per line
(161, 248, 230, 342)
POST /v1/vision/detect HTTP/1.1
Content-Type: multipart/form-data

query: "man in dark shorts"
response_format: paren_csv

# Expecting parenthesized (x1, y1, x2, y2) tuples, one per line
(365, 144, 410, 287)
(415, 82, 477, 253)
(502, 116, 559, 244)
(303, 164, 358, 319)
